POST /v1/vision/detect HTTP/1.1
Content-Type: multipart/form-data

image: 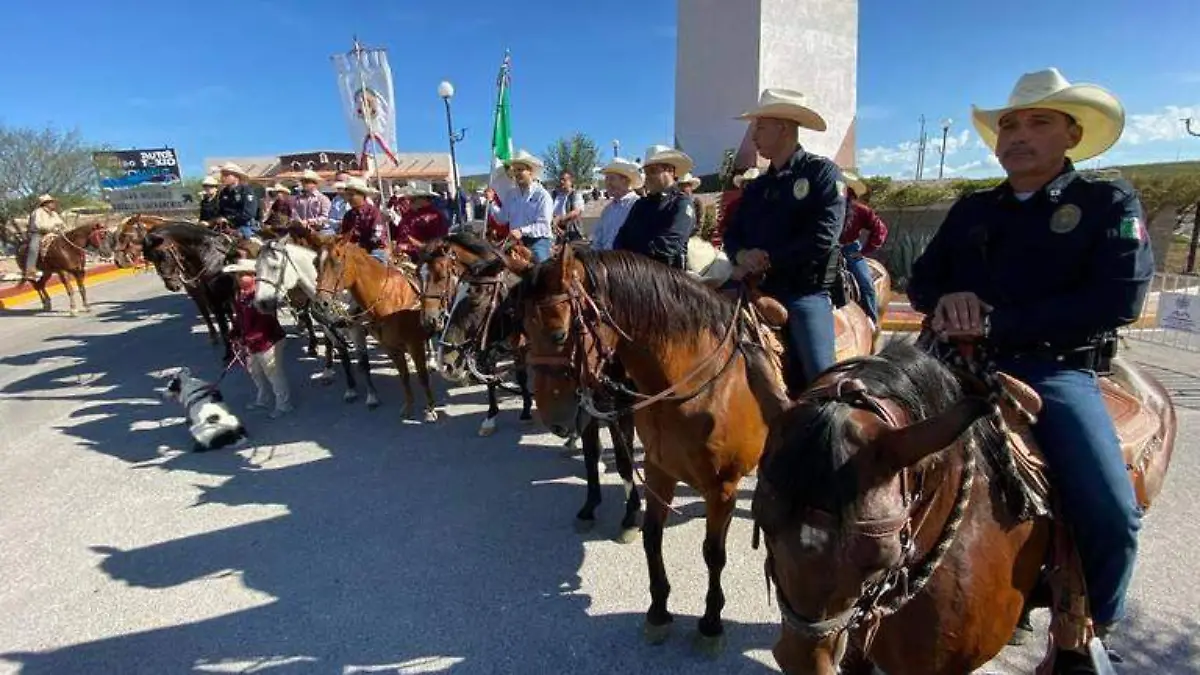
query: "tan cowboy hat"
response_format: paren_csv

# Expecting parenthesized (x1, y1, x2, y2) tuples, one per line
(600, 157, 644, 190)
(972, 67, 1124, 162)
(732, 167, 760, 188)
(267, 183, 289, 194)
(342, 176, 379, 196)
(221, 259, 257, 275)
(37, 194, 56, 205)
(218, 162, 251, 179)
(643, 144, 694, 175)
(300, 169, 322, 184)
(401, 186, 437, 199)
(737, 88, 827, 132)
(841, 170, 868, 198)
(507, 149, 544, 172)
(679, 172, 702, 188)
(332, 181, 347, 191)
(201, 176, 220, 187)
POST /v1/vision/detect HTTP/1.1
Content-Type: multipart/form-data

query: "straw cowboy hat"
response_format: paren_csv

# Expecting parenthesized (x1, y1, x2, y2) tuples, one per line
(267, 183, 289, 194)
(201, 176, 220, 187)
(642, 145, 694, 175)
(221, 259, 257, 275)
(332, 181, 347, 191)
(401, 186, 438, 199)
(841, 170, 868, 198)
(218, 162, 251, 179)
(737, 88, 828, 132)
(507, 149, 544, 172)
(300, 169, 322, 184)
(342, 176, 379, 195)
(37, 194, 56, 205)
(732, 167, 760, 188)
(971, 67, 1124, 162)
(679, 172, 702, 188)
(686, 237, 733, 287)
(600, 157, 644, 190)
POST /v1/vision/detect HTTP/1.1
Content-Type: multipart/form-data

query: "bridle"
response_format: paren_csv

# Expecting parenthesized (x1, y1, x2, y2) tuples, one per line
(314, 244, 404, 323)
(524, 272, 748, 423)
(152, 239, 209, 288)
(754, 370, 981, 655)
(439, 268, 524, 390)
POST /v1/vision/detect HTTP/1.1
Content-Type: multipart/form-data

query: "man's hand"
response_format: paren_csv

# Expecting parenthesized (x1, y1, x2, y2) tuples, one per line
(736, 249, 771, 274)
(508, 228, 522, 241)
(931, 292, 993, 339)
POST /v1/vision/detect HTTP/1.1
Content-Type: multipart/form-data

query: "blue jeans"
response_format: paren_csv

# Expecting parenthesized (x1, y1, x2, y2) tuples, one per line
(842, 245, 878, 323)
(998, 359, 1141, 626)
(239, 224, 258, 239)
(782, 291, 837, 393)
(524, 236, 553, 263)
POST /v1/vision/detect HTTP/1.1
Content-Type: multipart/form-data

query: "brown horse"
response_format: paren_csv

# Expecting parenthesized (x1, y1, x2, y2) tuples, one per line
(16, 222, 114, 315)
(751, 339, 1176, 675)
(315, 238, 439, 421)
(112, 214, 178, 268)
(519, 245, 792, 652)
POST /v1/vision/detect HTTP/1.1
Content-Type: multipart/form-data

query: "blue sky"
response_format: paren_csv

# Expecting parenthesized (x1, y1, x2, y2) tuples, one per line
(2, 0, 1197, 181)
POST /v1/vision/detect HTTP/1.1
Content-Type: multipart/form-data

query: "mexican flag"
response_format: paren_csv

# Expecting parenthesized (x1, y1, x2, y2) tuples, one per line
(489, 51, 515, 192)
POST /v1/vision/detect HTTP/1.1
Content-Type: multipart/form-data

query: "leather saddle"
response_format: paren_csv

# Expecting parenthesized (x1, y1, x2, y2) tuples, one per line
(739, 283, 876, 367)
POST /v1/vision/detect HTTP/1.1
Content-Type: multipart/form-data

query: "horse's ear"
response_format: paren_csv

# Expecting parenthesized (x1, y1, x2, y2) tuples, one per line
(872, 396, 995, 475)
(559, 240, 576, 285)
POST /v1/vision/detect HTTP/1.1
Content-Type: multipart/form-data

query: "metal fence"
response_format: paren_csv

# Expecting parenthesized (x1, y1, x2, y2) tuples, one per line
(1119, 272, 1200, 352)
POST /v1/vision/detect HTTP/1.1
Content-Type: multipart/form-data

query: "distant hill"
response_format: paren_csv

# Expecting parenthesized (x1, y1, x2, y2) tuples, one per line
(1106, 160, 1200, 176)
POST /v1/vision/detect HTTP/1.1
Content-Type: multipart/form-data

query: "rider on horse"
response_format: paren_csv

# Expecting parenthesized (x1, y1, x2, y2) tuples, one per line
(293, 169, 332, 232)
(723, 88, 848, 393)
(907, 68, 1152, 670)
(392, 187, 449, 259)
(612, 145, 696, 269)
(216, 163, 259, 239)
(589, 158, 643, 252)
(198, 176, 221, 224)
(839, 170, 888, 325)
(338, 177, 389, 264)
(21, 194, 66, 283)
(486, 150, 555, 263)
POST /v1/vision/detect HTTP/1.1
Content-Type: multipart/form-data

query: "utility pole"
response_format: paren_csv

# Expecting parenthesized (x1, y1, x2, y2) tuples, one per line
(1183, 119, 1200, 274)
(914, 115, 927, 180)
(937, 119, 953, 180)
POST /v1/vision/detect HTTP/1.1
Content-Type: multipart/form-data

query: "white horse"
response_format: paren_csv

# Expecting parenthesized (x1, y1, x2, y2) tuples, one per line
(253, 239, 381, 408)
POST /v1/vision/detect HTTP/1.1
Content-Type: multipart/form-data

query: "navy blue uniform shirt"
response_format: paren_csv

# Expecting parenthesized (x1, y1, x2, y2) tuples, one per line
(722, 147, 846, 299)
(613, 186, 695, 267)
(217, 184, 258, 228)
(908, 161, 1154, 350)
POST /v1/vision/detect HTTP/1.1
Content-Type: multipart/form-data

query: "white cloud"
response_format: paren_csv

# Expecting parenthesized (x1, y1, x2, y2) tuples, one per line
(1122, 105, 1200, 145)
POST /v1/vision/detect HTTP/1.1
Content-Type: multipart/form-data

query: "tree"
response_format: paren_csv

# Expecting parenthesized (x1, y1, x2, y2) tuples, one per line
(0, 124, 101, 218)
(541, 133, 600, 188)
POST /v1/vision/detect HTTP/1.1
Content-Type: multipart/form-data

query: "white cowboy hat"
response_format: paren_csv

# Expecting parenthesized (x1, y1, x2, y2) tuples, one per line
(201, 176, 220, 187)
(342, 176, 379, 196)
(332, 181, 347, 191)
(841, 170, 868, 198)
(37, 194, 56, 205)
(686, 237, 733, 286)
(300, 169, 322, 183)
(267, 183, 289, 194)
(971, 67, 1124, 162)
(600, 157, 644, 190)
(218, 162, 251, 179)
(732, 168, 760, 188)
(679, 172, 702, 188)
(401, 186, 438, 199)
(221, 259, 257, 275)
(642, 145, 694, 175)
(507, 149, 544, 172)
(737, 88, 827, 132)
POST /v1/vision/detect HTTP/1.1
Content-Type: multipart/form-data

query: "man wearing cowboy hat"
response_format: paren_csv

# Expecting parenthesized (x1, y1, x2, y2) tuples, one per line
(265, 183, 295, 225)
(612, 145, 696, 269)
(678, 173, 703, 233)
(487, 149, 555, 263)
(551, 170, 586, 243)
(590, 158, 643, 251)
(216, 163, 260, 239)
(21, 194, 65, 282)
(723, 88, 847, 392)
(338, 177, 389, 263)
(393, 187, 450, 258)
(909, 68, 1153, 666)
(838, 170, 888, 324)
(293, 169, 331, 231)
(325, 174, 351, 235)
(199, 175, 222, 224)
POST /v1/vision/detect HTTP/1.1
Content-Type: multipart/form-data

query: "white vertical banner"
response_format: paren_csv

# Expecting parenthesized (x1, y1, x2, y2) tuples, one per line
(332, 43, 400, 168)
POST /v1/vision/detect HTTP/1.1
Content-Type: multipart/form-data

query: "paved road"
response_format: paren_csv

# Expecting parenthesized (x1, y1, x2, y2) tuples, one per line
(1, 275, 1198, 675)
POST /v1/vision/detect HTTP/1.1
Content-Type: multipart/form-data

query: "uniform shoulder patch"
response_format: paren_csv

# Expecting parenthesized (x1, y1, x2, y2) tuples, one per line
(792, 178, 810, 200)
(1118, 215, 1146, 241)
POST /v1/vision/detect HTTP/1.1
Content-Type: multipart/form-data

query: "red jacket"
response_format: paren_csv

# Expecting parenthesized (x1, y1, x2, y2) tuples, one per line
(840, 200, 888, 254)
(339, 202, 386, 251)
(393, 205, 450, 254)
(233, 290, 286, 354)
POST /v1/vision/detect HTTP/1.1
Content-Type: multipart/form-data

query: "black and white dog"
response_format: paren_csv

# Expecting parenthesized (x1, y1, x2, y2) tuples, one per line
(163, 367, 247, 451)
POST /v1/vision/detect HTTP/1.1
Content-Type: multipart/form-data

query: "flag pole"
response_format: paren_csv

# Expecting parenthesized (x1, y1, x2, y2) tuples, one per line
(489, 50, 510, 190)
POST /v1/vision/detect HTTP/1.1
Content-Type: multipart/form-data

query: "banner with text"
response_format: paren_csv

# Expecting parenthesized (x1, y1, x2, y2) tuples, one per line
(93, 148, 190, 212)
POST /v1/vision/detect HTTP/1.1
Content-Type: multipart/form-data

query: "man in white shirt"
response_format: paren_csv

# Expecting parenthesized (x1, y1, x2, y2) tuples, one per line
(552, 170, 586, 242)
(22, 194, 66, 281)
(487, 150, 555, 262)
(325, 171, 352, 235)
(590, 158, 643, 251)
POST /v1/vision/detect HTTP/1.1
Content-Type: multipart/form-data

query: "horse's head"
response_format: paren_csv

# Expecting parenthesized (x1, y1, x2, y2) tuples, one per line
(315, 237, 358, 308)
(142, 232, 184, 292)
(254, 239, 313, 314)
(751, 343, 995, 675)
(88, 223, 113, 258)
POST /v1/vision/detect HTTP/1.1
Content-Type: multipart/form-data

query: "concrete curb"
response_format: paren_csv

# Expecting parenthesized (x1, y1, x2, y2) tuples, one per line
(0, 266, 143, 310)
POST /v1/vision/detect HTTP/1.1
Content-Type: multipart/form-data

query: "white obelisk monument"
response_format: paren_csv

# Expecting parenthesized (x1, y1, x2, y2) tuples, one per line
(675, 0, 858, 174)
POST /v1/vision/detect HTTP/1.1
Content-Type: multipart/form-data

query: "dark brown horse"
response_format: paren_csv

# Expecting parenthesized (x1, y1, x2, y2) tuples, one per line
(519, 245, 790, 652)
(112, 214, 178, 268)
(16, 222, 114, 315)
(751, 339, 1176, 675)
(316, 238, 439, 422)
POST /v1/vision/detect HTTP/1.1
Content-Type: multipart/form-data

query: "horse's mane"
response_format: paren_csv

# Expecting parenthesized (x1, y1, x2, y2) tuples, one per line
(444, 231, 507, 276)
(759, 339, 1019, 526)
(151, 222, 235, 273)
(531, 249, 736, 348)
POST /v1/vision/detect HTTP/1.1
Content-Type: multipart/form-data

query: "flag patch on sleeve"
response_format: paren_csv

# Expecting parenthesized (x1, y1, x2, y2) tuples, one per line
(1118, 216, 1144, 241)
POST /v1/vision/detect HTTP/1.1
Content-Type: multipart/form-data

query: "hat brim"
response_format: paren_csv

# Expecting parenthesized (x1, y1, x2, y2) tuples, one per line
(508, 159, 544, 172)
(738, 103, 828, 132)
(344, 184, 379, 195)
(841, 172, 868, 197)
(219, 167, 251, 179)
(222, 261, 257, 275)
(971, 85, 1124, 162)
(601, 166, 645, 190)
(643, 154, 693, 176)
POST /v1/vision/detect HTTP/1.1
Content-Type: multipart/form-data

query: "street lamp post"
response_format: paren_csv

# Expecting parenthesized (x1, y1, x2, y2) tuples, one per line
(438, 80, 467, 224)
(612, 139, 620, 159)
(937, 119, 953, 180)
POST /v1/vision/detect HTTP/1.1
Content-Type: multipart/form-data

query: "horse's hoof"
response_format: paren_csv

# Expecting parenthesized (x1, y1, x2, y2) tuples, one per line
(573, 517, 596, 533)
(423, 410, 439, 423)
(343, 390, 359, 403)
(615, 527, 639, 545)
(478, 418, 497, 437)
(366, 394, 380, 409)
(692, 631, 726, 658)
(643, 620, 673, 646)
